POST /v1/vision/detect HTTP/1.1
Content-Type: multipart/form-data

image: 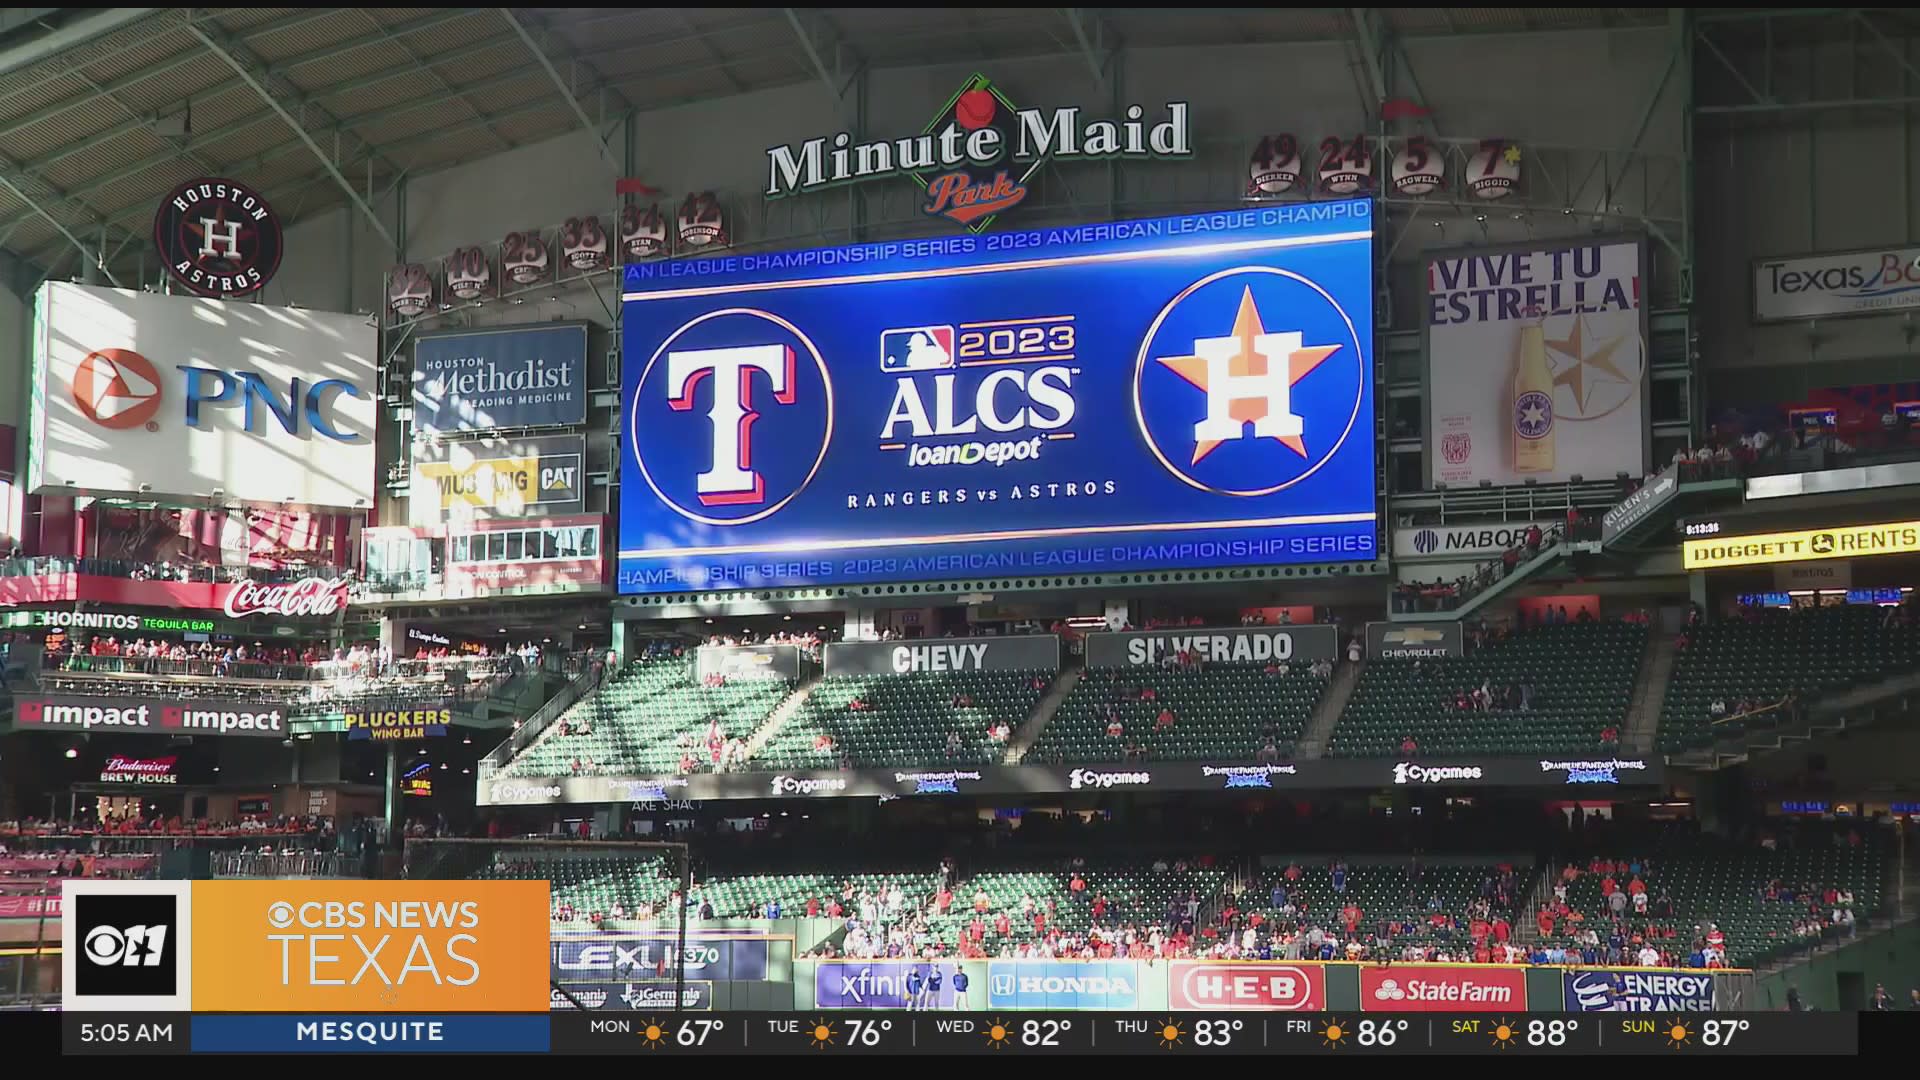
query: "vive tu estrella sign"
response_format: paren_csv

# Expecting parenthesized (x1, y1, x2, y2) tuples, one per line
(764, 73, 1191, 231)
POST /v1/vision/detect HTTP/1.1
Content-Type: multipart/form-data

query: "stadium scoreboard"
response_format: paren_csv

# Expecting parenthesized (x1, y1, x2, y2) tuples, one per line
(52, 1011, 1874, 1055)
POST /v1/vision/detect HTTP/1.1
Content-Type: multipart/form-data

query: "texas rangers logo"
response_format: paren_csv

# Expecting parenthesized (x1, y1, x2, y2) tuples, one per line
(1134, 267, 1366, 496)
(627, 309, 833, 526)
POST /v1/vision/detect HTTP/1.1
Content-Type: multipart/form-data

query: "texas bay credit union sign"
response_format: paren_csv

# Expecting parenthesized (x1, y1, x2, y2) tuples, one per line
(764, 73, 1191, 231)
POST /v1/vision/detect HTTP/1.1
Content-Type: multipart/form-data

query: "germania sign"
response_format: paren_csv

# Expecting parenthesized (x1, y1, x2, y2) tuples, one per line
(764, 73, 1191, 231)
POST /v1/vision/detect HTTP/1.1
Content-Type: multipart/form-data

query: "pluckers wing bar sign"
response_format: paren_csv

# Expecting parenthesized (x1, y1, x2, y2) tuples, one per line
(154, 177, 283, 297)
(764, 73, 1191, 231)
(345, 708, 451, 741)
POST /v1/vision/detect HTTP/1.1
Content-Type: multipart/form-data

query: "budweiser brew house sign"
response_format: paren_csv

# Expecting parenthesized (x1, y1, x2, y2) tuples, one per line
(222, 577, 348, 620)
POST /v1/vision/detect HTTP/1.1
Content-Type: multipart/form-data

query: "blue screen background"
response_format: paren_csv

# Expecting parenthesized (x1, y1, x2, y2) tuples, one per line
(619, 202, 1377, 593)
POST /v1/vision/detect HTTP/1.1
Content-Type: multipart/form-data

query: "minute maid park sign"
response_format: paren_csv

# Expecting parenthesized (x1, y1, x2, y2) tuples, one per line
(764, 73, 1191, 230)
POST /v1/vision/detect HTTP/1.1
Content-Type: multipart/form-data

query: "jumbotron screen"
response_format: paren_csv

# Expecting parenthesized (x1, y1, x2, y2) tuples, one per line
(617, 202, 1377, 593)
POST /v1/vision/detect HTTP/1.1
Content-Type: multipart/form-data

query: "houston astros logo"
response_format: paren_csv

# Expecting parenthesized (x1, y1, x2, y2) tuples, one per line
(628, 308, 833, 526)
(1134, 267, 1366, 496)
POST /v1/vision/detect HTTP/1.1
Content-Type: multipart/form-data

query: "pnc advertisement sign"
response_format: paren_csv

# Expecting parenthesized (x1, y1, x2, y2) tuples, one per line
(619, 203, 1376, 593)
(28, 282, 376, 508)
(62, 879, 549, 1012)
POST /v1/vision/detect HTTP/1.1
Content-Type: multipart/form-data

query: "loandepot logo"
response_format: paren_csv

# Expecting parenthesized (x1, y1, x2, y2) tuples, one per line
(1134, 260, 1368, 497)
(1392, 763, 1484, 785)
(877, 321, 1078, 472)
(71, 348, 163, 429)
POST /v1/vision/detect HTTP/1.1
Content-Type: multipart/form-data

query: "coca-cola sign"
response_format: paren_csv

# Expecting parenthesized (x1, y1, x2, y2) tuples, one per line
(101, 755, 179, 784)
(222, 577, 349, 620)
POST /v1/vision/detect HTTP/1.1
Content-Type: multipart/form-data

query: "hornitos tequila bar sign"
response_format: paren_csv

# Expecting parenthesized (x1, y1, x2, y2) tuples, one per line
(764, 73, 1191, 231)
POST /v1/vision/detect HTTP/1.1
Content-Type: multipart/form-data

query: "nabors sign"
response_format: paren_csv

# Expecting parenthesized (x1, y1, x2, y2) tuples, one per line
(765, 73, 1190, 231)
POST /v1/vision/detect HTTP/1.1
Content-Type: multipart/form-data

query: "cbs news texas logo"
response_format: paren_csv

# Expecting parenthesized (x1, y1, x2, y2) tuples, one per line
(64, 879, 548, 1011)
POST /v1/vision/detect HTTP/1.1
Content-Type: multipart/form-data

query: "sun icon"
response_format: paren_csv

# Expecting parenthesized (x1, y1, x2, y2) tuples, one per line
(985, 1018, 1013, 1049)
(809, 1018, 839, 1048)
(1319, 1017, 1349, 1049)
(1490, 1019, 1519, 1050)
(640, 1018, 668, 1049)
(1664, 1019, 1693, 1048)
(1158, 1019, 1186, 1048)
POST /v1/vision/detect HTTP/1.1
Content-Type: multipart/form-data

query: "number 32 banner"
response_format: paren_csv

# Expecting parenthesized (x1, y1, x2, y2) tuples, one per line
(618, 202, 1377, 593)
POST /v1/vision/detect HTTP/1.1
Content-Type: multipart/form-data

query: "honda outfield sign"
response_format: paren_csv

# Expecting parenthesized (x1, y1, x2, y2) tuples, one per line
(12, 695, 287, 738)
(987, 960, 1138, 1010)
(825, 635, 1060, 677)
(1084, 626, 1337, 669)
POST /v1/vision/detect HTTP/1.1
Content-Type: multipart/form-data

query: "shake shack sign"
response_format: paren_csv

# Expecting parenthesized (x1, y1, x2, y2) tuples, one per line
(764, 73, 1191, 231)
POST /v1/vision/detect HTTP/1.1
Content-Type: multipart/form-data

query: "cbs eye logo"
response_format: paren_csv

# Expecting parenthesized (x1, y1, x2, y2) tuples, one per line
(75, 894, 178, 997)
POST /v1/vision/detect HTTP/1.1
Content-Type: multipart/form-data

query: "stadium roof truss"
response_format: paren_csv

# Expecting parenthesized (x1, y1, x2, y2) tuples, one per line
(0, 6, 1704, 290)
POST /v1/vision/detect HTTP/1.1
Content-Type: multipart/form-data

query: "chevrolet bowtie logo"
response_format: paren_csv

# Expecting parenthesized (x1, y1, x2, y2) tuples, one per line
(1386, 627, 1446, 645)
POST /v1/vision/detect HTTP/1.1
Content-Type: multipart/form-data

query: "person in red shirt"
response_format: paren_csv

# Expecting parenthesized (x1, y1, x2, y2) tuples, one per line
(1284, 863, 1303, 882)
(936, 887, 953, 914)
(805, 897, 820, 918)
(1342, 903, 1362, 934)
(1139, 685, 1158, 702)
(826, 898, 843, 918)
(1537, 907, 1556, 937)
(1156, 708, 1177, 731)
(1492, 916, 1511, 943)
(1627, 876, 1647, 897)
(1599, 725, 1619, 747)
(994, 911, 1011, 937)
(1474, 942, 1492, 964)
(1069, 873, 1086, 898)
(1106, 718, 1124, 739)
(1033, 910, 1047, 936)
(1600, 875, 1618, 898)
(1091, 894, 1108, 922)
(1401, 735, 1418, 755)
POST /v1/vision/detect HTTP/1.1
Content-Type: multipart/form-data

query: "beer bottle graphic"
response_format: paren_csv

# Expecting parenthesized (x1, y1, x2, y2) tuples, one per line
(1511, 307, 1555, 473)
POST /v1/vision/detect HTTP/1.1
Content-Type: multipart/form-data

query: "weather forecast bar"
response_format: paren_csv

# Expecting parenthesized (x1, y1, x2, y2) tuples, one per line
(58, 1012, 1864, 1055)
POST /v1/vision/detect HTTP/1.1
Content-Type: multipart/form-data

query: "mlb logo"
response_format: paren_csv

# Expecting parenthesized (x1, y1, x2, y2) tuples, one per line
(881, 325, 956, 372)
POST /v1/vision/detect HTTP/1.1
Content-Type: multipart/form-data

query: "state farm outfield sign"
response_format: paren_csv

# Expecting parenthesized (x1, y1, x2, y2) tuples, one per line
(12, 695, 288, 738)
(1084, 626, 1337, 668)
(825, 635, 1060, 677)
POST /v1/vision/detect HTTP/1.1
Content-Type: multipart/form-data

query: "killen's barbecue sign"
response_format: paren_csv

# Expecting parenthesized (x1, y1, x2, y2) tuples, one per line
(764, 73, 1191, 231)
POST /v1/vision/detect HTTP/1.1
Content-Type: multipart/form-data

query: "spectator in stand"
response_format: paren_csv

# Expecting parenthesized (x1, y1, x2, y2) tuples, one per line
(1155, 707, 1177, 732)
(1106, 716, 1125, 740)
(1599, 725, 1619, 749)
(1400, 735, 1418, 756)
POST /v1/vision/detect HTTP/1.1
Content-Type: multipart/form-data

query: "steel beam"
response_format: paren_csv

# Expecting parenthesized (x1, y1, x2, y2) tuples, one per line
(1696, 31, 1773, 106)
(783, 8, 843, 98)
(0, 7, 157, 82)
(1063, 9, 1115, 91)
(1695, 96, 1920, 116)
(1852, 11, 1920, 88)
(499, 8, 619, 173)
(350, 9, 512, 155)
(1348, 7, 1390, 109)
(183, 20, 395, 248)
(0, 174, 120, 286)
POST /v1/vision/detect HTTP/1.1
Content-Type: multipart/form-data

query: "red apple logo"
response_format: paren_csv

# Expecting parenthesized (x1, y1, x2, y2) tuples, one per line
(955, 87, 997, 131)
